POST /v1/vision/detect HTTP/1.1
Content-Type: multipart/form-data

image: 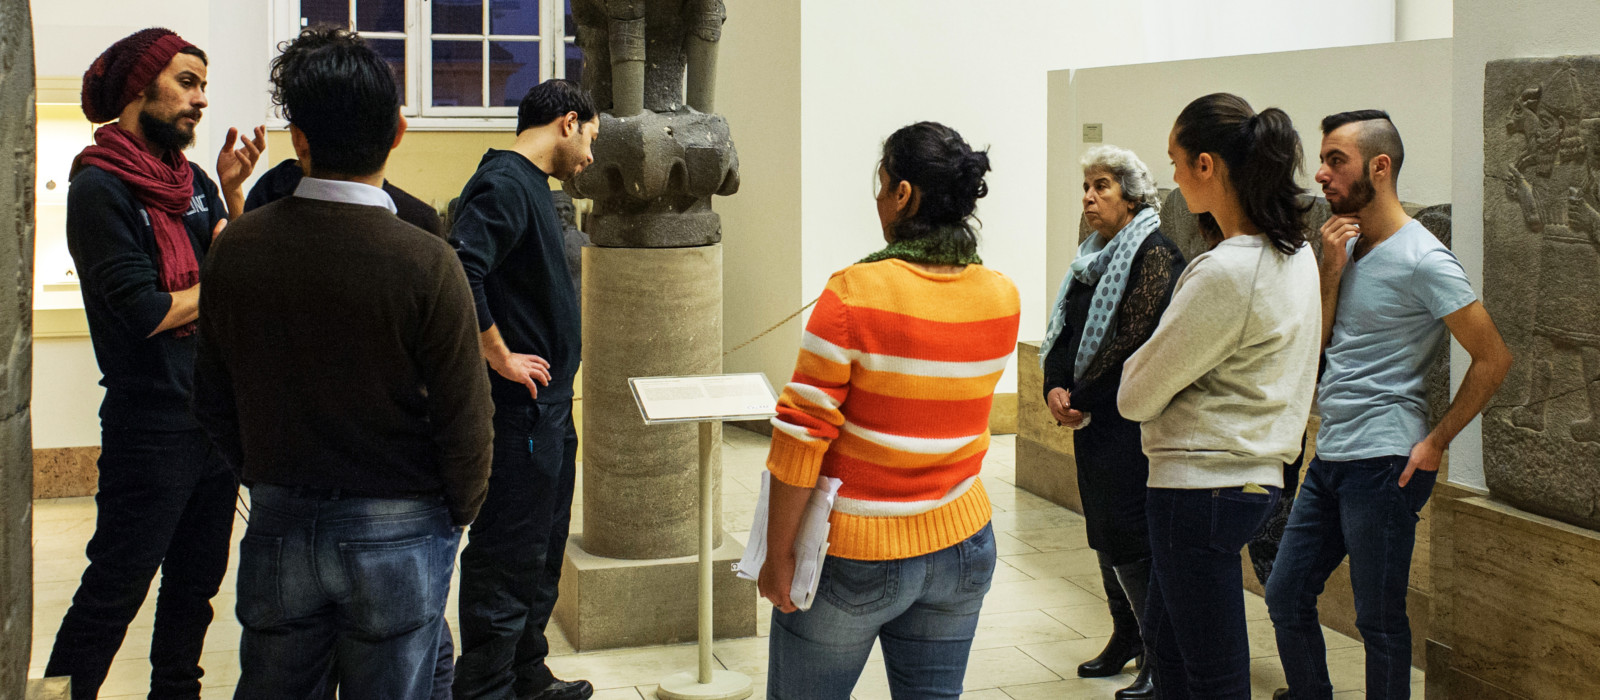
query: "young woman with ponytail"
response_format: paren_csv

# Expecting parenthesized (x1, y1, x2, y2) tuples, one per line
(1115, 93, 1323, 698)
(758, 121, 1020, 699)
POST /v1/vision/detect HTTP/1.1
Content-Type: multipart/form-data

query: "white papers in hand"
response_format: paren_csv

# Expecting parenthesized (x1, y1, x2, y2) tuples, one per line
(733, 471, 842, 612)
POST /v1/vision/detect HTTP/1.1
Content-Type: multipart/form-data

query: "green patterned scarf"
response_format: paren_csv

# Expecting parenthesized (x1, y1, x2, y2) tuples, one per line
(858, 233, 982, 266)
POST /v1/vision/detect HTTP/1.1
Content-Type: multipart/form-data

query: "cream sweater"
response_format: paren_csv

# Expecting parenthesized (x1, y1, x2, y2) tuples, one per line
(1118, 235, 1321, 489)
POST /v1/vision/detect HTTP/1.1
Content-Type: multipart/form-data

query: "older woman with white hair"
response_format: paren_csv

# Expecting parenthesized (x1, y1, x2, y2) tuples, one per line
(1039, 144, 1185, 700)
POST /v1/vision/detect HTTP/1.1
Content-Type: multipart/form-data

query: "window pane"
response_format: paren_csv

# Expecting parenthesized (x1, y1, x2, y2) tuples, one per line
(301, 0, 348, 28)
(564, 41, 582, 83)
(432, 0, 482, 34)
(356, 0, 404, 32)
(490, 0, 539, 36)
(489, 40, 540, 107)
(432, 40, 484, 107)
(368, 38, 407, 103)
(564, 0, 576, 37)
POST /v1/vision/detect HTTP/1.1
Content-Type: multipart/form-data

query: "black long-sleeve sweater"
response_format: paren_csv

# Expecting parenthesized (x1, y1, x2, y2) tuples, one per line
(450, 150, 581, 407)
(66, 163, 225, 431)
(1043, 233, 1186, 416)
(191, 196, 494, 525)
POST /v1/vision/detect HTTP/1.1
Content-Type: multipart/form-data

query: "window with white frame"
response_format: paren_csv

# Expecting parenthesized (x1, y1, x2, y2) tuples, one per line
(280, 0, 582, 121)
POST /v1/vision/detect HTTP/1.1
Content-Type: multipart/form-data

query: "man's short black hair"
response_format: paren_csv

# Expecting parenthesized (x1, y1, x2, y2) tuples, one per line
(1321, 109, 1405, 180)
(516, 79, 596, 134)
(269, 26, 399, 177)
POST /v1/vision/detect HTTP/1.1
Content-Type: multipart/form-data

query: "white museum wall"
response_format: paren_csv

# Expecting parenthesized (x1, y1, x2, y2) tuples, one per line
(796, 0, 1409, 395)
(1448, 0, 1600, 489)
(716, 0, 805, 390)
(1397, 0, 1453, 41)
(1045, 39, 1454, 308)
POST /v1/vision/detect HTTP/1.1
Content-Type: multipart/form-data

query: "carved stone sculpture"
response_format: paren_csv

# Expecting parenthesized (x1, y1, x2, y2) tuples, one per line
(553, 0, 753, 650)
(1483, 56, 1600, 531)
(552, 191, 589, 298)
(0, 0, 35, 694)
(568, 0, 739, 247)
(1155, 189, 1330, 264)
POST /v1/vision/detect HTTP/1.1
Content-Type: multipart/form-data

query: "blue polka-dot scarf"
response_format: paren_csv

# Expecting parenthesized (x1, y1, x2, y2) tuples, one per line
(1069, 207, 1159, 382)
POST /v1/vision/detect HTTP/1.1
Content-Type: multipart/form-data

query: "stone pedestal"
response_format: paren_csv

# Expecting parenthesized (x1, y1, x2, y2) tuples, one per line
(0, 0, 35, 695)
(1427, 496, 1600, 698)
(1014, 342, 1081, 514)
(553, 535, 755, 651)
(561, 244, 756, 649)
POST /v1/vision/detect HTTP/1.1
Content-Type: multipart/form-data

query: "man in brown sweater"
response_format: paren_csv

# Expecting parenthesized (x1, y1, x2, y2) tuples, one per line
(191, 27, 492, 698)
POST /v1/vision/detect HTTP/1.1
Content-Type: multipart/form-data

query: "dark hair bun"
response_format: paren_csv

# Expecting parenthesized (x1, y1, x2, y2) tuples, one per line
(960, 150, 991, 199)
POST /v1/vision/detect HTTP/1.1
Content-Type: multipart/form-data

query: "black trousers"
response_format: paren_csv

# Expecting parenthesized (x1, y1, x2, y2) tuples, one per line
(1073, 411, 1151, 566)
(46, 427, 238, 699)
(453, 401, 579, 700)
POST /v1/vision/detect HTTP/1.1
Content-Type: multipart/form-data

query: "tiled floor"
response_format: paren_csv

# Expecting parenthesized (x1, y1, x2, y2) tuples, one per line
(28, 427, 1423, 698)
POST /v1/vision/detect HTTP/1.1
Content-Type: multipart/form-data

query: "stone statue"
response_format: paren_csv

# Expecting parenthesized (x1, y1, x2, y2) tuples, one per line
(0, 0, 35, 694)
(552, 0, 753, 650)
(567, 0, 739, 247)
(1484, 55, 1600, 531)
(552, 191, 589, 298)
(1155, 188, 1330, 264)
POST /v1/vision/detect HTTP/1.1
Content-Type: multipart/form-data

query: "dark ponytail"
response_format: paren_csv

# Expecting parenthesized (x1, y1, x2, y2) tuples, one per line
(1173, 93, 1309, 256)
(880, 122, 990, 257)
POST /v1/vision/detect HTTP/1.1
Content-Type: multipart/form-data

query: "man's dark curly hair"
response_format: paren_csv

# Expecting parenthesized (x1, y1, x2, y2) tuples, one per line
(270, 26, 399, 176)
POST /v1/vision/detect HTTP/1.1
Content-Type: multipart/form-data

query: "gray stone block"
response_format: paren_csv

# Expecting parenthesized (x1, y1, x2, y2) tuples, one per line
(1482, 55, 1600, 531)
(552, 534, 756, 651)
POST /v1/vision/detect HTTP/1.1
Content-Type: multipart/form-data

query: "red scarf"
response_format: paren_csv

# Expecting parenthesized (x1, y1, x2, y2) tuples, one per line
(75, 124, 199, 336)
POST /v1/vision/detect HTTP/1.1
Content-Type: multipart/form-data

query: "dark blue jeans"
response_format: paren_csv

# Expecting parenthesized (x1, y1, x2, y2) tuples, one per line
(46, 428, 238, 700)
(233, 484, 461, 700)
(1266, 456, 1436, 700)
(454, 401, 579, 700)
(767, 524, 998, 700)
(1144, 485, 1280, 699)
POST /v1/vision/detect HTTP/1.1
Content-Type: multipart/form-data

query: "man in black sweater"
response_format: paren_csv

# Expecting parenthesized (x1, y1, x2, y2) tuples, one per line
(191, 27, 493, 698)
(49, 28, 264, 700)
(451, 80, 597, 700)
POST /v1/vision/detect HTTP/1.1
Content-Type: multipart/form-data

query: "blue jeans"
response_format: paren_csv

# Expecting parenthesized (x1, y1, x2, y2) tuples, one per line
(455, 401, 579, 699)
(1266, 456, 1436, 700)
(234, 484, 461, 700)
(767, 524, 997, 700)
(1144, 485, 1280, 699)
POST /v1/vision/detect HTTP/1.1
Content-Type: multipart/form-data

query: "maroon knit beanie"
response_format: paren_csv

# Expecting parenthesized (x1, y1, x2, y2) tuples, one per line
(81, 28, 198, 124)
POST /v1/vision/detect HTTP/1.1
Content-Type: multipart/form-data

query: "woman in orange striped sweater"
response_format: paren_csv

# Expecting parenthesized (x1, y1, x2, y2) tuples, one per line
(758, 122, 1020, 700)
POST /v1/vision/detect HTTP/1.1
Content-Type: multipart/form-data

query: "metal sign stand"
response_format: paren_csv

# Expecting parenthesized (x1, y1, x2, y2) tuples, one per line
(630, 374, 777, 700)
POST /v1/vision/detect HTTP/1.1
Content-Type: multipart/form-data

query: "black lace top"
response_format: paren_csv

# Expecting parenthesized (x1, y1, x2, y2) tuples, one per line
(1043, 232, 1186, 416)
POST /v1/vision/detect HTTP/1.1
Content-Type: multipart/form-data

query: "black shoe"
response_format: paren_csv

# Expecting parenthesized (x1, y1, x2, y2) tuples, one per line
(522, 679, 595, 700)
(1077, 636, 1141, 678)
(1272, 689, 1292, 700)
(1114, 661, 1155, 700)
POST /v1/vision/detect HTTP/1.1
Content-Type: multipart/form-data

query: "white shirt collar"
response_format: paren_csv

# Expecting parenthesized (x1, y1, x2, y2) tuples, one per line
(292, 177, 397, 214)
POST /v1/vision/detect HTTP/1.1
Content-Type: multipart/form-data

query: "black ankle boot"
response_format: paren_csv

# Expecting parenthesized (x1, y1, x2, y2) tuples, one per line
(1114, 658, 1155, 699)
(1077, 635, 1141, 678)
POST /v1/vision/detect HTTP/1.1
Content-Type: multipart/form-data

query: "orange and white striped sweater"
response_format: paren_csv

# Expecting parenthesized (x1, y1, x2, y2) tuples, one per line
(767, 258, 1021, 561)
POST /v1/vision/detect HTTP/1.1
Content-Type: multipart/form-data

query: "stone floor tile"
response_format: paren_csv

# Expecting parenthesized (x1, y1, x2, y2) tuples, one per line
(1008, 524, 1091, 553)
(971, 609, 1085, 649)
(994, 531, 1040, 556)
(980, 577, 1103, 613)
(545, 643, 708, 691)
(1042, 602, 1116, 638)
(711, 635, 768, 675)
(999, 675, 1138, 699)
(1002, 548, 1102, 580)
(991, 558, 1034, 584)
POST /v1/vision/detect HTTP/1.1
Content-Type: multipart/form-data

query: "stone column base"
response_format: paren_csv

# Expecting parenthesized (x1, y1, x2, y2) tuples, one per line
(27, 678, 70, 699)
(553, 533, 757, 651)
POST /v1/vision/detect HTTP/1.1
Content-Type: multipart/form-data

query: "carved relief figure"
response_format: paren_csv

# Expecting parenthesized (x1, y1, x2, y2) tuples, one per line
(566, 0, 739, 248)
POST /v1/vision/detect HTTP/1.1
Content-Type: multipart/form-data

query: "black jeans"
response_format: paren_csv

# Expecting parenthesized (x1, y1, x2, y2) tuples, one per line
(1144, 485, 1280, 699)
(454, 401, 579, 700)
(46, 428, 238, 699)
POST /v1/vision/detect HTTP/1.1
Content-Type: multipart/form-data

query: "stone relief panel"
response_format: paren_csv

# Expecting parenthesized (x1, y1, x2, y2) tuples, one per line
(1483, 56, 1600, 531)
(0, 0, 33, 692)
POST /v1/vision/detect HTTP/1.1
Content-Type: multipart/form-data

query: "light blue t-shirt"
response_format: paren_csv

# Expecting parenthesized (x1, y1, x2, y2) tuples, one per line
(1316, 220, 1477, 461)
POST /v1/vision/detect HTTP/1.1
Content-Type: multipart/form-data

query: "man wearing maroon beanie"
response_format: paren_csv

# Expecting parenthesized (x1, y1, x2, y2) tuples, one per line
(47, 27, 264, 699)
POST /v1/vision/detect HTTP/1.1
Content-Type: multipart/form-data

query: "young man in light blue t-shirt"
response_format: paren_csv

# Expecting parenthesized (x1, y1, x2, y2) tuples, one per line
(1265, 111, 1513, 700)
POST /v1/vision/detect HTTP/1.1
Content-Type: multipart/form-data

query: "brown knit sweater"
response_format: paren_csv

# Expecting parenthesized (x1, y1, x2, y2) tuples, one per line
(193, 196, 494, 524)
